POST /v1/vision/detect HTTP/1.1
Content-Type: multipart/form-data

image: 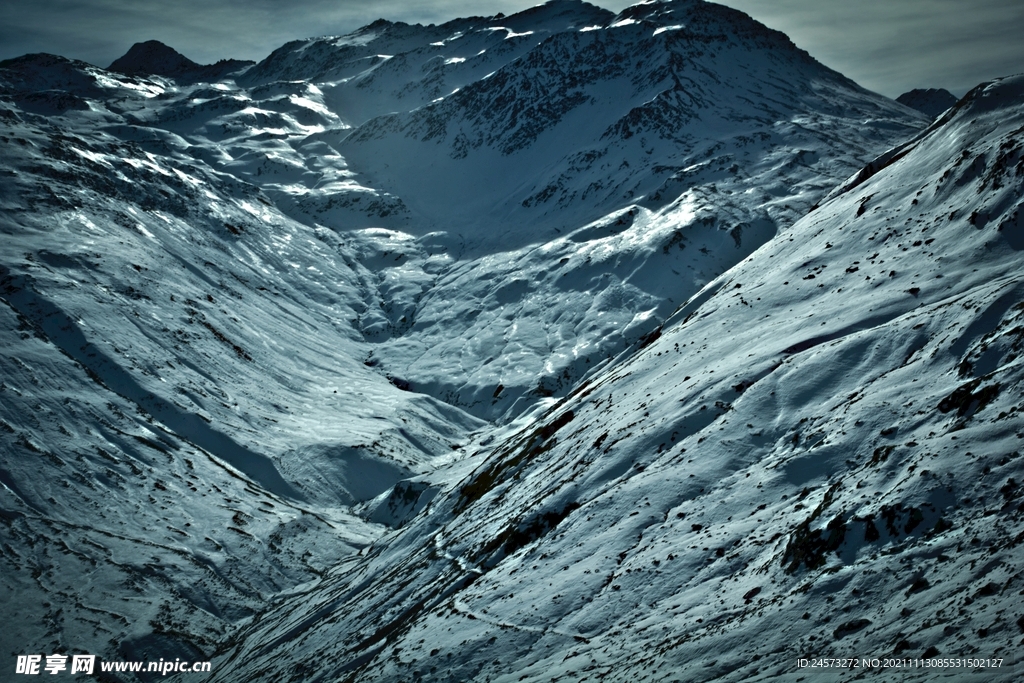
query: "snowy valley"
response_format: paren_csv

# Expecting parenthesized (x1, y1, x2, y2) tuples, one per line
(1, 1, 1022, 681)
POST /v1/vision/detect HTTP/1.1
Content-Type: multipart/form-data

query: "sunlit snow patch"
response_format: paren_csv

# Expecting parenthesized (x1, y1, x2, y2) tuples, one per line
(71, 147, 112, 167)
(288, 95, 332, 118)
(91, 71, 165, 97)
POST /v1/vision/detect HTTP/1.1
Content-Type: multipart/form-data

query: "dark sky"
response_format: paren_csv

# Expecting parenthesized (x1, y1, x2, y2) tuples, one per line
(2, 0, 1021, 98)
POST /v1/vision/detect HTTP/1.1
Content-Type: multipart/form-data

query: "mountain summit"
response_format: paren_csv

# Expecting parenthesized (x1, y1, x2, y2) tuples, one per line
(108, 40, 200, 75)
(108, 39, 253, 81)
(896, 87, 959, 118)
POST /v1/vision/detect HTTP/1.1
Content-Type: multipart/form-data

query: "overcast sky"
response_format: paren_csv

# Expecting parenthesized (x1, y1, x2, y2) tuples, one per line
(1, 0, 1021, 98)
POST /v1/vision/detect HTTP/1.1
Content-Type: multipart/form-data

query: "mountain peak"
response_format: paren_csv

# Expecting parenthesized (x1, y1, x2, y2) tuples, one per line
(501, 0, 613, 27)
(107, 40, 253, 82)
(896, 87, 958, 118)
(108, 40, 199, 76)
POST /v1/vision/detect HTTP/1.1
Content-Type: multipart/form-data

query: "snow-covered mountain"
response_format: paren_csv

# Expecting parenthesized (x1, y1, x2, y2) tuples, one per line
(2, 0, 1019, 680)
(208, 72, 1024, 683)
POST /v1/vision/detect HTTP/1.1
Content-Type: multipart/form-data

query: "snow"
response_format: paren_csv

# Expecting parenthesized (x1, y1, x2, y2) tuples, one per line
(203, 73, 1024, 683)
(2, 1, 1022, 682)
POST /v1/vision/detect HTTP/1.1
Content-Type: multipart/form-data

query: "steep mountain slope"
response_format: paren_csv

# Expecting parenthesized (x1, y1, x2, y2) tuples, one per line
(209, 74, 1024, 683)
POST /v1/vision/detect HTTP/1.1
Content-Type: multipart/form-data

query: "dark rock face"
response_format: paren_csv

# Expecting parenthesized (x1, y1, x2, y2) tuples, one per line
(108, 40, 253, 82)
(896, 87, 959, 118)
(108, 40, 200, 75)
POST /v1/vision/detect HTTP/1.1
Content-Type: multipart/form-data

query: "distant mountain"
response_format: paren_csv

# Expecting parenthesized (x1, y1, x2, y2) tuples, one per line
(5, 1, 1021, 681)
(108, 40, 253, 82)
(896, 87, 958, 118)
